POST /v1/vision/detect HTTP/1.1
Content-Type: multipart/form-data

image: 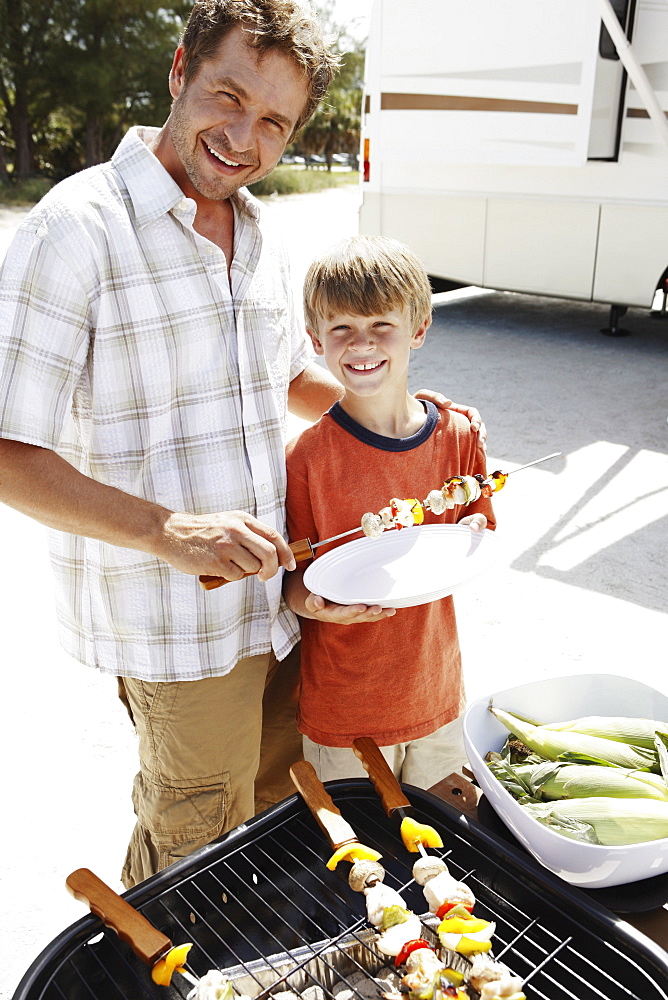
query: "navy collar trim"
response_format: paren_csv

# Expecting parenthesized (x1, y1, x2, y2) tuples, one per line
(328, 400, 438, 451)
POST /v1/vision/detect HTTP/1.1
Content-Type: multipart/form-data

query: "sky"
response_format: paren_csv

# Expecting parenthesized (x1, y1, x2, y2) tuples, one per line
(331, 0, 372, 39)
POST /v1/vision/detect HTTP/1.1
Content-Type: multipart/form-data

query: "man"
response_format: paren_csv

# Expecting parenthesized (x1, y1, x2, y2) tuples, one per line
(0, 0, 483, 887)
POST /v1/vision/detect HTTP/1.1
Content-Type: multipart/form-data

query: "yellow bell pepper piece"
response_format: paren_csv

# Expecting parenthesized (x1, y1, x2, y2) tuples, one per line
(400, 816, 444, 853)
(438, 915, 491, 936)
(455, 936, 493, 956)
(151, 942, 192, 986)
(406, 499, 424, 525)
(326, 843, 382, 870)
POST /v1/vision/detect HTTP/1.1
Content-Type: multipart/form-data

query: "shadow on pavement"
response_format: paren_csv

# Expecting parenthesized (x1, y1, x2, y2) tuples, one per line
(410, 290, 668, 614)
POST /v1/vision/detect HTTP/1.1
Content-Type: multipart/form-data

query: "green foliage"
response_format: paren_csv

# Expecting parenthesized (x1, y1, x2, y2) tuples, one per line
(248, 165, 359, 197)
(0, 0, 188, 178)
(0, 0, 365, 181)
(290, 1, 365, 169)
(0, 176, 54, 204)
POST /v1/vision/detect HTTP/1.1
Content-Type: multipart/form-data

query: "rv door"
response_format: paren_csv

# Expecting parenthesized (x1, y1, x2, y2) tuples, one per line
(588, 0, 633, 158)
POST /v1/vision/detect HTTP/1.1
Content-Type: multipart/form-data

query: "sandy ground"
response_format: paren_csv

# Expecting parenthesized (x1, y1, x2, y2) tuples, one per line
(0, 184, 666, 998)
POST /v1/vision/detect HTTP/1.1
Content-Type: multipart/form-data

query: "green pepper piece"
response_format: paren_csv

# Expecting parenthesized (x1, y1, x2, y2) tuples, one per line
(380, 904, 411, 930)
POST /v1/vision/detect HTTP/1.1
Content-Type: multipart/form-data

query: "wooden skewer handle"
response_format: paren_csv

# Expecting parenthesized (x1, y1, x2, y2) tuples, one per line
(352, 737, 412, 816)
(290, 761, 360, 851)
(199, 537, 314, 591)
(66, 868, 172, 967)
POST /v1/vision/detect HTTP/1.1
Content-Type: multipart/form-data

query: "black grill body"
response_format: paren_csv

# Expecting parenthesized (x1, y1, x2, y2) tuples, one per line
(13, 782, 668, 1000)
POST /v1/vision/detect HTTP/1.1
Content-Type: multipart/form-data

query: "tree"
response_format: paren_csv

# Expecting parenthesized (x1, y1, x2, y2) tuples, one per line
(291, 1, 365, 169)
(0, 0, 64, 178)
(0, 0, 187, 180)
(50, 0, 190, 171)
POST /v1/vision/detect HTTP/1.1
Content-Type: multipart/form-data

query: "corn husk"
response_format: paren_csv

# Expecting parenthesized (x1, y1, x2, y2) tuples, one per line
(523, 797, 668, 846)
(656, 731, 668, 784)
(537, 715, 668, 750)
(490, 707, 659, 771)
(489, 758, 668, 802)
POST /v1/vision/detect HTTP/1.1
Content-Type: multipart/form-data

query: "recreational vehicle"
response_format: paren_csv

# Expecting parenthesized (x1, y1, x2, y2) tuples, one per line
(359, 0, 668, 331)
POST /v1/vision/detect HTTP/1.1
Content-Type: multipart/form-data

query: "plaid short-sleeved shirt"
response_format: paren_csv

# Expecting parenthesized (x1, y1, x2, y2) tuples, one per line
(0, 126, 309, 680)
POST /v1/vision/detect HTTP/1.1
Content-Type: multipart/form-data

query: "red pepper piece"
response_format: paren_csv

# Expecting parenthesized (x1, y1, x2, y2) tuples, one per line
(394, 939, 432, 967)
(436, 901, 474, 920)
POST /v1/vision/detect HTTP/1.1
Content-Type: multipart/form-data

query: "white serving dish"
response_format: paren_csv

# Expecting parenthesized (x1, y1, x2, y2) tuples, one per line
(463, 673, 668, 889)
(303, 524, 499, 609)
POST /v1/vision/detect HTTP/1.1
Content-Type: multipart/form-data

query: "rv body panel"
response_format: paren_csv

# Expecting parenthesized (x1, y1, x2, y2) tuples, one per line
(360, 0, 668, 308)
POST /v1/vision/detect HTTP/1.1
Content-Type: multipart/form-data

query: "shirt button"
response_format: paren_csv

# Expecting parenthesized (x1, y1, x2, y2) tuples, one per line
(204, 245, 215, 256)
(177, 199, 188, 212)
(261, 484, 269, 493)
(248, 424, 256, 433)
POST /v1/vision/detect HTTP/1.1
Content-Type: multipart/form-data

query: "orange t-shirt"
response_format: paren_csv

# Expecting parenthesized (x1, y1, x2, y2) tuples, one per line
(285, 402, 495, 748)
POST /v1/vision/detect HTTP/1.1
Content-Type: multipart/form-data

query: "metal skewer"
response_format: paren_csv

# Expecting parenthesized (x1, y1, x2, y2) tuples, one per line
(505, 451, 562, 475)
(301, 451, 562, 552)
(198, 451, 561, 590)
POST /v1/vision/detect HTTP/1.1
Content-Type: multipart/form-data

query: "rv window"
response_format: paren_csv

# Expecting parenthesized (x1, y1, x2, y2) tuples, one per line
(599, 0, 632, 60)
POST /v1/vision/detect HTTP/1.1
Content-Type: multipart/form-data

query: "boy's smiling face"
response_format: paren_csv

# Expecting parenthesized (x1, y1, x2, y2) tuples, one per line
(309, 306, 428, 402)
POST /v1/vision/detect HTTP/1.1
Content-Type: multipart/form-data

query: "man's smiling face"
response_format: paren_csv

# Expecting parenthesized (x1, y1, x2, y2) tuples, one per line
(163, 25, 308, 202)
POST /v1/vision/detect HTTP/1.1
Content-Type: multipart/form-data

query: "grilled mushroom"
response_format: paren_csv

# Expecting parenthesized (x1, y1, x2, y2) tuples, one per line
(412, 856, 448, 885)
(349, 859, 386, 892)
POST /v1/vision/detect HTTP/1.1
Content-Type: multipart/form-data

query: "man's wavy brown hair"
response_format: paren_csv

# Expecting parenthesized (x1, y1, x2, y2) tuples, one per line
(180, 0, 339, 136)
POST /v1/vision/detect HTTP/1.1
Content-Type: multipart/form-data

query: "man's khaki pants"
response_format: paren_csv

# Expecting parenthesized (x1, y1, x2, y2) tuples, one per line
(117, 644, 302, 888)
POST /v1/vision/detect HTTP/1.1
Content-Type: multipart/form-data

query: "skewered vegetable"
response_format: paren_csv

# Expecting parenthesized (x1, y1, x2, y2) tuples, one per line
(412, 857, 448, 884)
(400, 816, 444, 853)
(189, 972, 240, 1000)
(360, 472, 500, 538)
(358, 453, 561, 539)
(291, 759, 522, 1000)
(422, 869, 475, 916)
(151, 944, 193, 986)
(348, 859, 386, 892)
(395, 939, 433, 967)
(437, 907, 496, 955)
(364, 883, 409, 928)
(469, 955, 525, 1000)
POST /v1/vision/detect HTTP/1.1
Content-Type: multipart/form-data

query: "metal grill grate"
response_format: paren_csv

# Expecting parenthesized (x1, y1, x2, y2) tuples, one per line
(13, 783, 668, 1000)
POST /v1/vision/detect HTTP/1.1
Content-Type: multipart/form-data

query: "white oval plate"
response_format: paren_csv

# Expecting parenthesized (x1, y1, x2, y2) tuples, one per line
(303, 524, 499, 608)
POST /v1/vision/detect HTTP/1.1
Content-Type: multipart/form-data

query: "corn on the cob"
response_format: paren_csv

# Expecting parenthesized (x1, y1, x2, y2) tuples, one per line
(535, 715, 668, 750)
(492, 759, 668, 802)
(523, 797, 668, 846)
(490, 707, 659, 771)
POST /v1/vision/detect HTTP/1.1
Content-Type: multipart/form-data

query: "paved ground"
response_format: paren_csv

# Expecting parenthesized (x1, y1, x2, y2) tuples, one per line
(0, 184, 666, 998)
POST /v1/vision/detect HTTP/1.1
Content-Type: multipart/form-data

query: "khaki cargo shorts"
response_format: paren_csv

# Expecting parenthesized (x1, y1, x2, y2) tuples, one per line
(118, 644, 302, 887)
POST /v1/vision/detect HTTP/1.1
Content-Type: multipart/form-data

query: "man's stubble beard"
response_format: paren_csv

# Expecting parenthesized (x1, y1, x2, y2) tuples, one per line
(168, 93, 279, 202)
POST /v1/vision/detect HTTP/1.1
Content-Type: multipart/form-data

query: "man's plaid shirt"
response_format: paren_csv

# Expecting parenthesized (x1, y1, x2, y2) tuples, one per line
(0, 126, 308, 680)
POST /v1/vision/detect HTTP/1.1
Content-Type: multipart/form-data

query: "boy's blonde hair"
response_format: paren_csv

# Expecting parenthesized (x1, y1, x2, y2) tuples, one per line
(303, 236, 433, 334)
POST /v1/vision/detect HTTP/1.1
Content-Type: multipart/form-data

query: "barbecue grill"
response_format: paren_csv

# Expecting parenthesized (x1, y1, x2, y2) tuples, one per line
(13, 781, 668, 1000)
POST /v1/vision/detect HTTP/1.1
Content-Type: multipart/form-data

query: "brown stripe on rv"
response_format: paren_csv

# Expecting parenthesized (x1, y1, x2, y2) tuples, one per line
(626, 107, 668, 118)
(381, 94, 578, 115)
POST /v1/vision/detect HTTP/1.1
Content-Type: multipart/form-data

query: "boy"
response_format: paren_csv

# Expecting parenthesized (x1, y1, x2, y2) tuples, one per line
(284, 236, 495, 786)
